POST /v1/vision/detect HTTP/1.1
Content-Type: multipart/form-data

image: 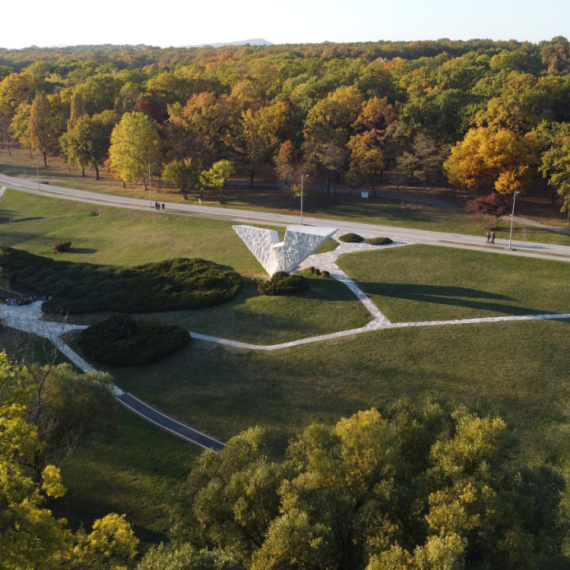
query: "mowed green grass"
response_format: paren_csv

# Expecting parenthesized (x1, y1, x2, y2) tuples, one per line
(51, 408, 200, 552)
(103, 320, 570, 475)
(337, 245, 570, 322)
(0, 189, 270, 272)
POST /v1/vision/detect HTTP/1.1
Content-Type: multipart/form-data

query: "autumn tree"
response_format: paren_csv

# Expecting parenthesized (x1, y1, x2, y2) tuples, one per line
(465, 192, 513, 229)
(225, 102, 289, 187)
(108, 111, 162, 189)
(30, 92, 57, 166)
(444, 127, 540, 194)
(0, 352, 138, 569)
(161, 398, 565, 570)
(162, 158, 202, 199)
(274, 140, 303, 207)
(396, 133, 448, 193)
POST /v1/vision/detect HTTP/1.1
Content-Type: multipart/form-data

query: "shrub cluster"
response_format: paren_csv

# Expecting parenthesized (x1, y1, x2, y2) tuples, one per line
(365, 237, 393, 245)
(0, 248, 243, 314)
(53, 241, 72, 252)
(338, 233, 364, 243)
(79, 315, 190, 366)
(257, 271, 309, 296)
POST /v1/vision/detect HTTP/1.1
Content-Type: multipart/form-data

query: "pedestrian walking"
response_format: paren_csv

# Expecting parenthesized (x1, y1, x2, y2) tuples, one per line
(161, 203, 165, 211)
(491, 231, 495, 245)
(486, 231, 491, 244)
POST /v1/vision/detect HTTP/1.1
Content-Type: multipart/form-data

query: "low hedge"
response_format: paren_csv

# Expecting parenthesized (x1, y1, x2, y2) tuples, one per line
(0, 248, 243, 314)
(258, 271, 309, 296)
(338, 233, 364, 243)
(79, 315, 190, 366)
(366, 237, 393, 246)
(53, 241, 72, 252)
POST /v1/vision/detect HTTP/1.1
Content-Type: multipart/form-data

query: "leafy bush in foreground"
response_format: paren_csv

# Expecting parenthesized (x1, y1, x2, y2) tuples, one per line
(257, 271, 309, 296)
(365, 237, 393, 245)
(79, 315, 190, 366)
(0, 247, 242, 314)
(339, 233, 364, 243)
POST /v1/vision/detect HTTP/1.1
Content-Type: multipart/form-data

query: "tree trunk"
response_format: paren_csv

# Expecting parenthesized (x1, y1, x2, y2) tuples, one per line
(42, 151, 47, 168)
(122, 181, 126, 188)
(249, 169, 255, 187)
(7, 140, 11, 156)
(94, 164, 100, 180)
(81, 168, 85, 177)
(370, 174, 378, 198)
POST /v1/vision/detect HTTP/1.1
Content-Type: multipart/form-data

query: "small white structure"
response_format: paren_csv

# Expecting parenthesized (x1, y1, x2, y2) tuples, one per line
(233, 224, 338, 276)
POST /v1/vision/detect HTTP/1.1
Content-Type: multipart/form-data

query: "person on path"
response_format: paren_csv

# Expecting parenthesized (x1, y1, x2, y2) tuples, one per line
(486, 231, 491, 244)
(161, 203, 165, 211)
(491, 231, 496, 245)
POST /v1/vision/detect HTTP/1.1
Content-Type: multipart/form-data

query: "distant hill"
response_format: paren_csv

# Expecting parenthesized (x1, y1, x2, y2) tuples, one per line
(181, 39, 273, 48)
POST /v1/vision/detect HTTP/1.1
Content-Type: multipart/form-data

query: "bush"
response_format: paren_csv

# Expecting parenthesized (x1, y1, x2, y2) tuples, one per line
(309, 266, 315, 274)
(0, 249, 243, 314)
(322, 270, 330, 278)
(258, 271, 310, 296)
(53, 241, 72, 252)
(365, 237, 393, 246)
(315, 268, 321, 276)
(338, 233, 364, 243)
(79, 315, 190, 366)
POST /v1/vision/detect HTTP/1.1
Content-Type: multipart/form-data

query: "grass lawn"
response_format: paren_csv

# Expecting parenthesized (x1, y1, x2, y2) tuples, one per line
(102, 320, 570, 478)
(2, 147, 570, 246)
(51, 408, 200, 553)
(337, 244, 570, 322)
(68, 273, 371, 345)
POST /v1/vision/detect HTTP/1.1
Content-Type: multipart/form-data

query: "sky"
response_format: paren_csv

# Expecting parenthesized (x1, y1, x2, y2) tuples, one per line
(1, 0, 569, 49)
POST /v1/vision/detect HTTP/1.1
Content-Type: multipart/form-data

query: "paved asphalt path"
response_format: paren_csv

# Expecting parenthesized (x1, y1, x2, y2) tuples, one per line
(1, 173, 570, 260)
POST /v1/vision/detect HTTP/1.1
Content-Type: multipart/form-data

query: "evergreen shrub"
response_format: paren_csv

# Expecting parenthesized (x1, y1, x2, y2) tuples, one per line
(339, 233, 364, 243)
(257, 271, 309, 296)
(79, 315, 190, 366)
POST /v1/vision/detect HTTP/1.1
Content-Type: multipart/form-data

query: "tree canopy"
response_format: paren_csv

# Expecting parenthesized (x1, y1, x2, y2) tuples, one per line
(153, 398, 566, 570)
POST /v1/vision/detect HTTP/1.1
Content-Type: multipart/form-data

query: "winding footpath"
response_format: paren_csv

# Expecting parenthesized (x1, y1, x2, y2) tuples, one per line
(1, 176, 570, 450)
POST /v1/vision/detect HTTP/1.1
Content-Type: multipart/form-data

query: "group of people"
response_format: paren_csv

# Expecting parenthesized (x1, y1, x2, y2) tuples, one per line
(486, 231, 496, 245)
(154, 202, 165, 211)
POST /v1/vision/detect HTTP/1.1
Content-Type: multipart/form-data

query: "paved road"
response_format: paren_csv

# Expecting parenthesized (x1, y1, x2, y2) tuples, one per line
(1, 173, 569, 260)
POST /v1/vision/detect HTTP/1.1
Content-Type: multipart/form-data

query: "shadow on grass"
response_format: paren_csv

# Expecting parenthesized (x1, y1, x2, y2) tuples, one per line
(357, 282, 554, 316)
(69, 248, 98, 254)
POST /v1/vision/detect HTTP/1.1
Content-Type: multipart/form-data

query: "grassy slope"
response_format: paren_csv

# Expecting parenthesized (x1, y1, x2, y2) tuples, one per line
(51, 408, 200, 551)
(337, 245, 570, 322)
(104, 320, 570, 476)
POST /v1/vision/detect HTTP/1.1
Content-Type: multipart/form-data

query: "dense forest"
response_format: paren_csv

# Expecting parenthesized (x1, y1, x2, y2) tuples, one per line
(1, 37, 570, 209)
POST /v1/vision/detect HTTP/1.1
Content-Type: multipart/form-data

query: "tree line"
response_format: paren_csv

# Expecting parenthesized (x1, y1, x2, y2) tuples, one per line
(1, 37, 570, 209)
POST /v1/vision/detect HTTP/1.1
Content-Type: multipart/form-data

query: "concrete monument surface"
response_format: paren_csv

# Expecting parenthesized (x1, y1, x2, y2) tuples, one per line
(233, 224, 338, 276)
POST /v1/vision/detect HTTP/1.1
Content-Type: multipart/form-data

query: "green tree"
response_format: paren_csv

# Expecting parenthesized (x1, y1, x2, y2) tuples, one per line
(30, 92, 56, 166)
(60, 111, 116, 179)
(8, 102, 32, 153)
(163, 398, 565, 570)
(537, 121, 570, 216)
(108, 111, 162, 189)
(67, 91, 86, 131)
(162, 158, 202, 199)
(198, 160, 234, 204)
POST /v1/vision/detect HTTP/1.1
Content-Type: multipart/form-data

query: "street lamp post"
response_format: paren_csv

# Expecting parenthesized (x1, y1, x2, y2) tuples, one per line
(507, 191, 520, 250)
(35, 152, 39, 191)
(300, 174, 309, 225)
(148, 160, 152, 209)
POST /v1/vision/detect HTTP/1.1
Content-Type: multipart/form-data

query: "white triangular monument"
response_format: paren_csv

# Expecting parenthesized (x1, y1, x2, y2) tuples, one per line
(233, 224, 338, 276)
